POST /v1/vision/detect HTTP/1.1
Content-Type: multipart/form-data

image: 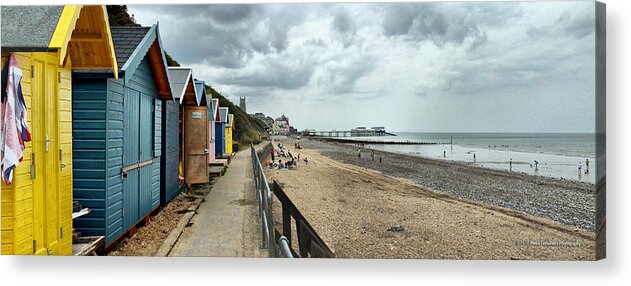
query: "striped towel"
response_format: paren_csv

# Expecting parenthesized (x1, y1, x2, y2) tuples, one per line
(1, 53, 31, 184)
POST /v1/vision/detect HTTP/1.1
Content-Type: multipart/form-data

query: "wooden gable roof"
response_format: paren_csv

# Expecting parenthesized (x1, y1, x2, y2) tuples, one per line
(211, 98, 221, 121)
(219, 107, 229, 123)
(167, 67, 197, 105)
(115, 24, 172, 100)
(1, 5, 118, 76)
(194, 79, 208, 107)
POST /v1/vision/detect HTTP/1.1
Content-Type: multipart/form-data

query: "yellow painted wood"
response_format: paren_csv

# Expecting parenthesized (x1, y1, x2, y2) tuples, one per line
(51, 5, 119, 78)
(225, 114, 234, 154)
(49, 5, 82, 66)
(1, 52, 73, 256)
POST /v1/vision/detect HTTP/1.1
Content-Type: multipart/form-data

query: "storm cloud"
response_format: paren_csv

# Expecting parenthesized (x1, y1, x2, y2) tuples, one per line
(129, 1, 598, 133)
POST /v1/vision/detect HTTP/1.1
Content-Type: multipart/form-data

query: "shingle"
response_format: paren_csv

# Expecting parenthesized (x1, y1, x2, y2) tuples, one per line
(1, 6, 64, 49)
(110, 26, 151, 70)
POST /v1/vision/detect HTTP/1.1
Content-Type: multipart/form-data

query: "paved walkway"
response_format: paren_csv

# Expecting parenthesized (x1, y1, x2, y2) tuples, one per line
(168, 145, 267, 257)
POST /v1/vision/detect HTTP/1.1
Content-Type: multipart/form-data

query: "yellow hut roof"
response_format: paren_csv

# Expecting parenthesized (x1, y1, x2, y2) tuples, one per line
(1, 5, 118, 77)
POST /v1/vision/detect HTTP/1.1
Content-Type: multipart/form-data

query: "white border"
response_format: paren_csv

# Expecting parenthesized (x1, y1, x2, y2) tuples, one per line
(2, 1, 629, 285)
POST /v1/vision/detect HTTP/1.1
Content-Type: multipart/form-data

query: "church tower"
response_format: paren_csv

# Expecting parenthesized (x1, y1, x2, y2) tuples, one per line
(239, 96, 246, 113)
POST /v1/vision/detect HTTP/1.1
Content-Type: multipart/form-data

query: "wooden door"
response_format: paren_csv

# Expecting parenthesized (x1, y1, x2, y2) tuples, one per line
(184, 106, 209, 184)
(138, 93, 153, 216)
(30, 53, 61, 254)
(122, 88, 140, 229)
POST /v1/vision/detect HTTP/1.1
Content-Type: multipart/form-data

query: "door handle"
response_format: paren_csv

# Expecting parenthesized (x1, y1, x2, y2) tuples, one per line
(46, 135, 54, 152)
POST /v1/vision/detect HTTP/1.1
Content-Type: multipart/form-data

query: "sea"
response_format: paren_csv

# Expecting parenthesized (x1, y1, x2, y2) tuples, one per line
(351, 132, 601, 184)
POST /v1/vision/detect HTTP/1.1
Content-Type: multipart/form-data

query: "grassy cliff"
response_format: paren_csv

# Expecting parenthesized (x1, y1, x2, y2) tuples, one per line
(206, 85, 267, 148)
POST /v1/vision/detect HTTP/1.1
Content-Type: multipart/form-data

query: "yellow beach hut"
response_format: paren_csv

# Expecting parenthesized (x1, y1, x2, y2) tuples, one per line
(225, 114, 234, 154)
(1, 5, 118, 255)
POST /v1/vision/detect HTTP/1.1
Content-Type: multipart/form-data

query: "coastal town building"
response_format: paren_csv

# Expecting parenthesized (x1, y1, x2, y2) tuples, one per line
(274, 114, 291, 135)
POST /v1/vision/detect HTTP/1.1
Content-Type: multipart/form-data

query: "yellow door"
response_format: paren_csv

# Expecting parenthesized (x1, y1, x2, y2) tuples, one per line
(30, 53, 61, 255)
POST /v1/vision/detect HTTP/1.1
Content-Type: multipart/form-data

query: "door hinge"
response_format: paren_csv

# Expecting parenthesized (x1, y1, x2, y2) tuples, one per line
(60, 227, 63, 239)
(60, 149, 66, 170)
(32, 240, 36, 254)
(31, 65, 34, 78)
(30, 153, 36, 179)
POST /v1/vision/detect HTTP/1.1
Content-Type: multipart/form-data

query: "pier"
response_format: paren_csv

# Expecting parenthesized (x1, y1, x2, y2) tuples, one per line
(303, 127, 396, 137)
(314, 137, 446, 145)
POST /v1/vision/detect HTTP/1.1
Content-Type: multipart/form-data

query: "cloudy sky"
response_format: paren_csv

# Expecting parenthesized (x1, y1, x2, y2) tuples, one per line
(128, 1, 597, 133)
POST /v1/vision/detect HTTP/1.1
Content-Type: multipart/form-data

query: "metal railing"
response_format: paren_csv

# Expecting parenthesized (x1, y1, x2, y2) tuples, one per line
(251, 144, 277, 257)
(250, 144, 334, 258)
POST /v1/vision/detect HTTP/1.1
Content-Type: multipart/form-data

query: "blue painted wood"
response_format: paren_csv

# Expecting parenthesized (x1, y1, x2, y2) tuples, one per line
(161, 99, 180, 204)
(215, 121, 225, 155)
(72, 78, 109, 238)
(105, 79, 125, 243)
(72, 53, 166, 245)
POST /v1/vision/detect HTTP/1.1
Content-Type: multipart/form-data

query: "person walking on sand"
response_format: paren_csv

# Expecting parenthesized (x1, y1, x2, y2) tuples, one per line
(534, 160, 539, 171)
(379, 156, 382, 163)
(473, 153, 476, 162)
(443, 150, 446, 158)
(358, 148, 362, 158)
(509, 158, 513, 171)
(578, 162, 582, 174)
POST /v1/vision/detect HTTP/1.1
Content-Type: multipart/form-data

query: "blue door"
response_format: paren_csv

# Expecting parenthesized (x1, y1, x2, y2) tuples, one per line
(123, 88, 141, 229)
(139, 93, 154, 216)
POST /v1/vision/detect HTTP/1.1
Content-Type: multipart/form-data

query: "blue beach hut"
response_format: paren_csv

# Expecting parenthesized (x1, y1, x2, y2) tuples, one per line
(71, 24, 173, 247)
(216, 107, 229, 156)
(208, 98, 220, 163)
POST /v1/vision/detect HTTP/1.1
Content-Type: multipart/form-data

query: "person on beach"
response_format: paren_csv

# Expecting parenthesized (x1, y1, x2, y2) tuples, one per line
(271, 149, 275, 161)
(358, 148, 362, 158)
(473, 153, 476, 162)
(379, 156, 382, 163)
(509, 158, 512, 171)
(578, 162, 582, 174)
(304, 157, 309, 165)
(443, 150, 446, 158)
(534, 160, 539, 171)
(585, 159, 590, 174)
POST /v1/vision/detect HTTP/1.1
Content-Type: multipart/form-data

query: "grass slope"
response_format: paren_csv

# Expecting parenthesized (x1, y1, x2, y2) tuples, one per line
(206, 85, 267, 148)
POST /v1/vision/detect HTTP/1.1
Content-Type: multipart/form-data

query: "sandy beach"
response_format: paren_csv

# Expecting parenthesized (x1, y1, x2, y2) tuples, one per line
(265, 136, 596, 260)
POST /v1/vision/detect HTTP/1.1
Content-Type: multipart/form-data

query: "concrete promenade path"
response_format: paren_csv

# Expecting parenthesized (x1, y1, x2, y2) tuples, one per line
(168, 145, 267, 257)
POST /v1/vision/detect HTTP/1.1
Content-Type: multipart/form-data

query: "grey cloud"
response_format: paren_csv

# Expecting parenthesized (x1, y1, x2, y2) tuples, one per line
(527, 6, 594, 40)
(333, 12, 353, 33)
(215, 58, 316, 90)
(131, 4, 308, 68)
(382, 4, 416, 36)
(318, 55, 377, 94)
(332, 11, 357, 48)
(381, 3, 489, 50)
(206, 4, 260, 25)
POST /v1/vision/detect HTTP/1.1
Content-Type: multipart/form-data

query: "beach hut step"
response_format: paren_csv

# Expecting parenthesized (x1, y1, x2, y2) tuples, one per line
(210, 159, 229, 167)
(209, 166, 225, 177)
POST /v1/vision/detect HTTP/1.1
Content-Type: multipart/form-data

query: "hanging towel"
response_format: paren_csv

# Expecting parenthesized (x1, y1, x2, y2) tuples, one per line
(1, 53, 30, 184)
